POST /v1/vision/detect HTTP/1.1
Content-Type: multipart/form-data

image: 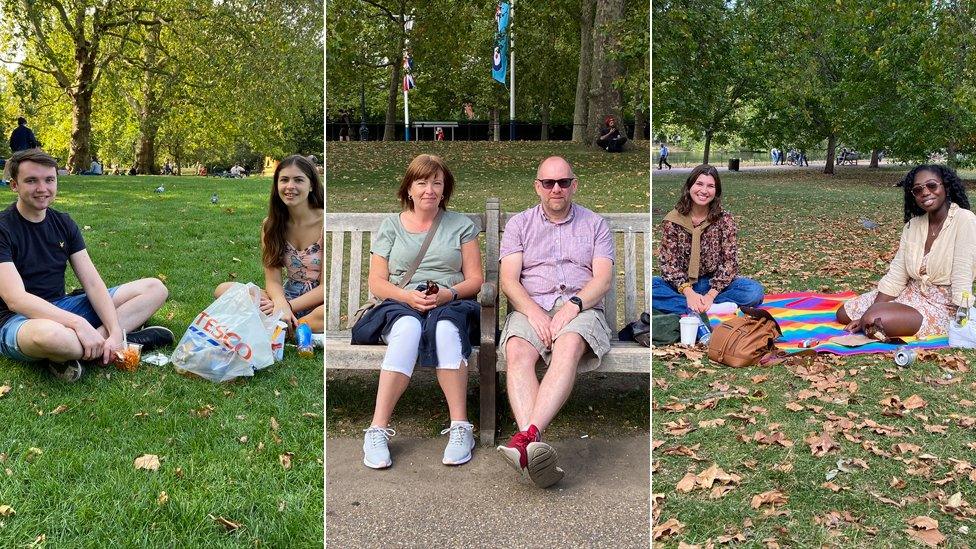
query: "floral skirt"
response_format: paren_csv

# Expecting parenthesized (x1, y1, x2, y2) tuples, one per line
(843, 279, 954, 338)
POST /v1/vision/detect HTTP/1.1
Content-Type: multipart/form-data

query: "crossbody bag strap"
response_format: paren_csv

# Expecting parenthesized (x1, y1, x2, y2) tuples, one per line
(397, 209, 443, 289)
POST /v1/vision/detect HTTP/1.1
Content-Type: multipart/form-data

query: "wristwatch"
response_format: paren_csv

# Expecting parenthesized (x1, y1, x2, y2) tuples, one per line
(449, 288, 459, 301)
(569, 296, 584, 312)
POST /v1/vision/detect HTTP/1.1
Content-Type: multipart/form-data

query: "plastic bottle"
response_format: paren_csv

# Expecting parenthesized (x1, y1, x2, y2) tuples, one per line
(296, 321, 314, 358)
(690, 309, 711, 345)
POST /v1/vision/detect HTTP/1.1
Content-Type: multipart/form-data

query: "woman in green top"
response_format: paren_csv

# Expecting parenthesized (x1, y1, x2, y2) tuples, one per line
(356, 154, 483, 470)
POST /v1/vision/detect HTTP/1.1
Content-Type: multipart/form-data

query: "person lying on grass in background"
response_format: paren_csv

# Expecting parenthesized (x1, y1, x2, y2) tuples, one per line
(0, 149, 173, 382)
(351, 154, 483, 470)
(215, 154, 324, 335)
(652, 163, 765, 315)
(837, 165, 976, 339)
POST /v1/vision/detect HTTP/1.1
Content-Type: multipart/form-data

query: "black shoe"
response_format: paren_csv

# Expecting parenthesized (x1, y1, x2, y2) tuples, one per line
(47, 360, 85, 382)
(127, 326, 175, 351)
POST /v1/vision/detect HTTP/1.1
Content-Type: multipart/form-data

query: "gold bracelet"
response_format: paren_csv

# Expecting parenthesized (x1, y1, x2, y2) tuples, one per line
(677, 282, 692, 293)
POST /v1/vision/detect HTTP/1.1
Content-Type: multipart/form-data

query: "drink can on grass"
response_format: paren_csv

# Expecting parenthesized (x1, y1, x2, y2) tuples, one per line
(894, 346, 915, 367)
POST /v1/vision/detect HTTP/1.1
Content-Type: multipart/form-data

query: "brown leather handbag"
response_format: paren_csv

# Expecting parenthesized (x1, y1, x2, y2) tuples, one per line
(707, 307, 783, 367)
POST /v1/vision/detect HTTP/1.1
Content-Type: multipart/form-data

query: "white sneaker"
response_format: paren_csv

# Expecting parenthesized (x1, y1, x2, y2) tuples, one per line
(440, 422, 475, 465)
(362, 426, 395, 469)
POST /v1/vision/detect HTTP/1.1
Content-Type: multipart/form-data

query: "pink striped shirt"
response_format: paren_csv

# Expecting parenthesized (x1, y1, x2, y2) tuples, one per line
(500, 203, 614, 311)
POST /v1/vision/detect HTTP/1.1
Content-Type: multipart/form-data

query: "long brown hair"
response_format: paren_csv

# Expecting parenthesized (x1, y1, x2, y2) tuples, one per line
(675, 163, 723, 223)
(263, 155, 324, 269)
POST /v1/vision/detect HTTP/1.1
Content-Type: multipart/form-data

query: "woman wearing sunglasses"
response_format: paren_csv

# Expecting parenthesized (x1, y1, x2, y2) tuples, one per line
(652, 164, 765, 315)
(837, 165, 976, 338)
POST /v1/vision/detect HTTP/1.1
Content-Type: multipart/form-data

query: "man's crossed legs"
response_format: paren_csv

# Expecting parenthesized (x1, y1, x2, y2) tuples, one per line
(1, 278, 172, 380)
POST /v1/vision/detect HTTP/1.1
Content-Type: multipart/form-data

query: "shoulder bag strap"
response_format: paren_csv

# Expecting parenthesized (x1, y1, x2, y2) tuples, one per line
(396, 209, 443, 289)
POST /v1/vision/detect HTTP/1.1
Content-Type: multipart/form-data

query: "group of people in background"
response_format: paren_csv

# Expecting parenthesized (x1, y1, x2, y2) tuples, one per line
(652, 162, 976, 344)
(770, 147, 809, 166)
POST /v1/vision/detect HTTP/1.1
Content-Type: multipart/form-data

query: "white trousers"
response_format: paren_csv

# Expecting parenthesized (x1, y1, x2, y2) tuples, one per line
(380, 316, 465, 377)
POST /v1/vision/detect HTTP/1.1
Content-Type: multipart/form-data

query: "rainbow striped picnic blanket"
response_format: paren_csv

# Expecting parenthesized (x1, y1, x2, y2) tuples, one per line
(706, 291, 949, 355)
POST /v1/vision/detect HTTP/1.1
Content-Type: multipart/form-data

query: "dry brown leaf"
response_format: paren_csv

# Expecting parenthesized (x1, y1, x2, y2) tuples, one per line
(157, 491, 169, 506)
(806, 430, 839, 457)
(676, 472, 697, 493)
(784, 402, 804, 412)
(891, 477, 906, 489)
(50, 404, 68, 415)
(0, 504, 14, 517)
(133, 454, 160, 471)
(0, 385, 10, 398)
(909, 516, 939, 530)
(821, 481, 843, 492)
(699, 418, 726, 428)
(653, 517, 685, 540)
(210, 515, 243, 533)
(279, 452, 293, 470)
(26, 447, 42, 461)
(751, 489, 788, 509)
(903, 394, 927, 410)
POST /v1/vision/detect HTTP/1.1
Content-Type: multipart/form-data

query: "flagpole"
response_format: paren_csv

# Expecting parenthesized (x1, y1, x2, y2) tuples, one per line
(509, 0, 515, 141)
(404, 87, 410, 142)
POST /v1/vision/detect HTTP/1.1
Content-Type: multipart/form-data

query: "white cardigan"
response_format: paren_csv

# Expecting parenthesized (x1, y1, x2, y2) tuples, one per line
(878, 202, 976, 306)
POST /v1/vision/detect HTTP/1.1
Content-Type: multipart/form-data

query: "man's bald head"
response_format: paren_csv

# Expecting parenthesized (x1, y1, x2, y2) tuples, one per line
(536, 156, 575, 180)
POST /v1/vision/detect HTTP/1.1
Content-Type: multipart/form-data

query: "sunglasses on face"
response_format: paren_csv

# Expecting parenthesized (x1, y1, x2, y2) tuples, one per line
(537, 178, 575, 189)
(911, 181, 941, 197)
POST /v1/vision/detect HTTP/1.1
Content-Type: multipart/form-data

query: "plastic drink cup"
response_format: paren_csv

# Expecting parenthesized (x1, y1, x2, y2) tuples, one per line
(271, 321, 287, 361)
(115, 342, 142, 372)
(296, 322, 314, 358)
(679, 316, 699, 345)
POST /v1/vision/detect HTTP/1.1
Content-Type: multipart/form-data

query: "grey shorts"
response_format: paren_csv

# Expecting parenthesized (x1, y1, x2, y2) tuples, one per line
(498, 305, 611, 374)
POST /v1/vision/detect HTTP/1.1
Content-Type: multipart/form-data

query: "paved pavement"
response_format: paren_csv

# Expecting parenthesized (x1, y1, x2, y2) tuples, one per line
(326, 434, 650, 548)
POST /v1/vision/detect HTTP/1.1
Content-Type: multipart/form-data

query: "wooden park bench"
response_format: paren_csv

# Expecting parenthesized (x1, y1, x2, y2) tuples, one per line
(326, 199, 649, 446)
(411, 121, 459, 141)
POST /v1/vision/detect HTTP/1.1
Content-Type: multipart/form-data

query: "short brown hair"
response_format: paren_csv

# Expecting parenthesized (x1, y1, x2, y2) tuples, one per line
(6, 148, 58, 181)
(397, 154, 454, 211)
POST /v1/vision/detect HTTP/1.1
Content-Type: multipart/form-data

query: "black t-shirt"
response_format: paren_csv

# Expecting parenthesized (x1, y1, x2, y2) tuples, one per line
(0, 202, 86, 325)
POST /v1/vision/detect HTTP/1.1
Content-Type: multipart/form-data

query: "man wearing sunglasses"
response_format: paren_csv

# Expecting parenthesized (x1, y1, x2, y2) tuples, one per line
(496, 156, 615, 488)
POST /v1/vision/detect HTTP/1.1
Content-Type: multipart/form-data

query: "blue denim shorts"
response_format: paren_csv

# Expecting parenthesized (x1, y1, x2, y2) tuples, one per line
(284, 280, 320, 319)
(0, 286, 119, 362)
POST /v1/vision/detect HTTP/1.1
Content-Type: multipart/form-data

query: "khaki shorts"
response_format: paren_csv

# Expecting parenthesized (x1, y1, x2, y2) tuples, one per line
(498, 305, 612, 374)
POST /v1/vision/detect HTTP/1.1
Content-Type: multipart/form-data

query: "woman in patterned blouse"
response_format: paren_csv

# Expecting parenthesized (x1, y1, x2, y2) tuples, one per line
(651, 164, 765, 314)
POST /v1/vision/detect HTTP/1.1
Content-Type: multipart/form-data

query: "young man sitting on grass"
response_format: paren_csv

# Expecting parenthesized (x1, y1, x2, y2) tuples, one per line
(0, 149, 173, 382)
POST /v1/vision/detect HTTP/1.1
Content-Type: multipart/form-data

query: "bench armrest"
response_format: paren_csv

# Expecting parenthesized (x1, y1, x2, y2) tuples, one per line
(478, 281, 497, 307)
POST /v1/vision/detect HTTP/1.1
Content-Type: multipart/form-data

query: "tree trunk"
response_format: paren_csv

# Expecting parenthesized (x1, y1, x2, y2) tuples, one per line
(947, 141, 958, 168)
(135, 40, 160, 175)
(572, 0, 595, 143)
(870, 148, 880, 168)
(383, 33, 406, 142)
(634, 109, 647, 141)
(492, 108, 500, 142)
(541, 105, 550, 141)
(702, 130, 713, 164)
(68, 89, 94, 173)
(585, 0, 625, 149)
(824, 133, 836, 175)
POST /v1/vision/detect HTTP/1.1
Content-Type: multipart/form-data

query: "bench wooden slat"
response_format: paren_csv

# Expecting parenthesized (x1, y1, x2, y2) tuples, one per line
(326, 213, 484, 232)
(624, 231, 637, 323)
(328, 231, 344, 328)
(644, 233, 651, 313)
(347, 230, 364, 318)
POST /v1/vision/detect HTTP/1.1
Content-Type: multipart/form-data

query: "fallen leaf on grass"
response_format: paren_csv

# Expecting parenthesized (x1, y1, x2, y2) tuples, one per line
(891, 477, 906, 489)
(653, 518, 685, 541)
(751, 490, 788, 509)
(904, 516, 945, 547)
(49, 404, 68, 415)
(192, 404, 215, 418)
(157, 491, 169, 506)
(821, 481, 844, 492)
(28, 534, 44, 547)
(698, 418, 726, 428)
(270, 416, 283, 444)
(25, 448, 42, 461)
(903, 394, 927, 410)
(0, 504, 14, 517)
(0, 385, 10, 398)
(784, 402, 804, 412)
(676, 472, 697, 493)
(806, 430, 839, 457)
(133, 454, 160, 471)
(210, 515, 243, 533)
(279, 452, 293, 470)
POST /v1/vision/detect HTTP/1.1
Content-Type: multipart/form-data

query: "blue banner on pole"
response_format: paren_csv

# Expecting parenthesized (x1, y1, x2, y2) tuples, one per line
(492, 2, 510, 84)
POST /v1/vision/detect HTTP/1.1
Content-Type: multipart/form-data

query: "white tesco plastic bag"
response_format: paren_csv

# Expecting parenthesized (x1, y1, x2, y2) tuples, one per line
(171, 282, 280, 382)
(948, 307, 976, 348)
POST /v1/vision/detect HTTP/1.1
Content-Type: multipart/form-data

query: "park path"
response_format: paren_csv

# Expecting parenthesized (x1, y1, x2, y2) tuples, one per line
(326, 434, 650, 548)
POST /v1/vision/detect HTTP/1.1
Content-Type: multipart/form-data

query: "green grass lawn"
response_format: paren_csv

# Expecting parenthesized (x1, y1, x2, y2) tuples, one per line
(653, 166, 976, 547)
(0, 176, 323, 547)
(326, 141, 650, 439)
